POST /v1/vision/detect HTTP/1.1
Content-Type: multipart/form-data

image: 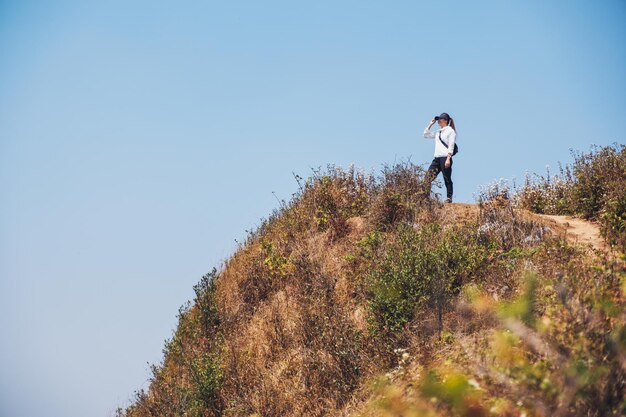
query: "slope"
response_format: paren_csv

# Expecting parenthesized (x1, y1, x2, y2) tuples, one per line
(117, 162, 626, 417)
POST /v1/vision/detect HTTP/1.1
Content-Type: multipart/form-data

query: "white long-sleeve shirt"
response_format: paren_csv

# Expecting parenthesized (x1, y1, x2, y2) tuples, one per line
(423, 124, 456, 158)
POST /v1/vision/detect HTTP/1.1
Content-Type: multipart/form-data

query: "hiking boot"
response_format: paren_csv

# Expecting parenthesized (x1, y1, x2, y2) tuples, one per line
(444, 198, 453, 203)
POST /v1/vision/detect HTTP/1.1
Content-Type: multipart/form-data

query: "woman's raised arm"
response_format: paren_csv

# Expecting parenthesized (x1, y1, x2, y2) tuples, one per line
(423, 119, 436, 138)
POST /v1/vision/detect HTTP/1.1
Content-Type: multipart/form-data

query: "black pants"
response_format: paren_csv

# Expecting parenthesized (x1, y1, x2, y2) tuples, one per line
(426, 156, 453, 199)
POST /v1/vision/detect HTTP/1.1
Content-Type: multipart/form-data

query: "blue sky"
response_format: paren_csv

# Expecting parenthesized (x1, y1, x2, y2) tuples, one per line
(1, 1, 624, 416)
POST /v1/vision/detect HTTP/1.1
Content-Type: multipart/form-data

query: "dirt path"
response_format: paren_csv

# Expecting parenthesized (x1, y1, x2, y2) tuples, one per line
(443, 203, 607, 253)
(534, 214, 606, 252)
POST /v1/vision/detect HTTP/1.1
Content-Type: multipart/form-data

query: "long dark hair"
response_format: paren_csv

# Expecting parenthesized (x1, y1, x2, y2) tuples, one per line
(449, 116, 456, 132)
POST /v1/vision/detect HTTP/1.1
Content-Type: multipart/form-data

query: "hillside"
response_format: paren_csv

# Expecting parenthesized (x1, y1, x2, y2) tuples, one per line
(117, 145, 626, 417)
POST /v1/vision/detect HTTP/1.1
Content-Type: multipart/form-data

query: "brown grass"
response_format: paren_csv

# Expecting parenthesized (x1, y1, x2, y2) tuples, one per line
(118, 161, 626, 417)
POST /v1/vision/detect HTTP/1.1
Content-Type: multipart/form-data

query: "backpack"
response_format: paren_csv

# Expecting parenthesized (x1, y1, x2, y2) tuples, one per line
(439, 130, 458, 156)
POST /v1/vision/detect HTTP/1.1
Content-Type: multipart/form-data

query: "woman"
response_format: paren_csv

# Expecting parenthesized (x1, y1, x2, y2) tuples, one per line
(423, 112, 457, 203)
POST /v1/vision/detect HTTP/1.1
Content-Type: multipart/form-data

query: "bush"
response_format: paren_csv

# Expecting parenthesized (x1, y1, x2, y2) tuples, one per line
(305, 165, 372, 240)
(361, 242, 626, 417)
(477, 180, 550, 251)
(600, 185, 626, 251)
(120, 270, 223, 417)
(366, 222, 489, 334)
(368, 161, 437, 230)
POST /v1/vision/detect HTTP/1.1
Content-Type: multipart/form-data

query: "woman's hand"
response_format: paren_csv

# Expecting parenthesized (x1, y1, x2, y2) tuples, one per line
(429, 119, 436, 127)
(445, 157, 451, 169)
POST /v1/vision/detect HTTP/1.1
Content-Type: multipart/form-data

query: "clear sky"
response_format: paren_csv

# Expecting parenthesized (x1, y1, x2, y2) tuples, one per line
(1, 1, 624, 416)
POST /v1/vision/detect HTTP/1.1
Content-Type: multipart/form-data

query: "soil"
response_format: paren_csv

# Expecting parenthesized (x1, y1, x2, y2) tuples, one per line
(534, 214, 606, 252)
(444, 203, 608, 253)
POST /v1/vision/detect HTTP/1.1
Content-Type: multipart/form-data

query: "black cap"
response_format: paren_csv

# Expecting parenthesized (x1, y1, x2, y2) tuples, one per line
(434, 113, 450, 122)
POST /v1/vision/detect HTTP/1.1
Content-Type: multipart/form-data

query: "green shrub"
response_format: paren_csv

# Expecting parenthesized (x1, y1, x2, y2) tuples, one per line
(366, 222, 489, 334)
(600, 186, 626, 251)
(193, 268, 221, 334)
(120, 270, 224, 417)
(187, 350, 222, 416)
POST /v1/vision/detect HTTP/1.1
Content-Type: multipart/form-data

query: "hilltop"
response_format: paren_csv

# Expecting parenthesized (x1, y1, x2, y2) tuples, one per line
(117, 145, 626, 417)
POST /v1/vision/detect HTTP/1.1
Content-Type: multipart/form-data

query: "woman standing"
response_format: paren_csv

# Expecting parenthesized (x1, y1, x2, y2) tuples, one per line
(423, 112, 457, 203)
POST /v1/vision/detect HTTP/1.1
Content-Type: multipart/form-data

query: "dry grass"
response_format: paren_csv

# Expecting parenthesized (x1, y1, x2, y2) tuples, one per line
(118, 160, 626, 417)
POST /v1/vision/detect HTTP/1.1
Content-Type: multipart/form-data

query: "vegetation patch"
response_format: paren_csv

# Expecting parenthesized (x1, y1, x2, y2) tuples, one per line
(515, 143, 626, 251)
